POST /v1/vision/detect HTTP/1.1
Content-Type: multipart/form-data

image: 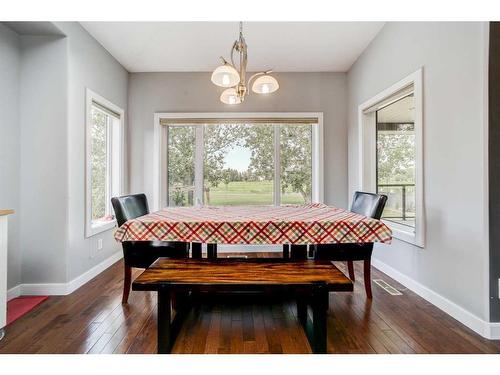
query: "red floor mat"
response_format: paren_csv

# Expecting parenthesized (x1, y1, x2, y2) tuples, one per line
(7, 296, 48, 325)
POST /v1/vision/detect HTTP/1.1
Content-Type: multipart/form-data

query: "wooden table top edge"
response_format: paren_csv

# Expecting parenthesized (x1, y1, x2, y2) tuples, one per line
(132, 281, 354, 292)
(0, 209, 14, 216)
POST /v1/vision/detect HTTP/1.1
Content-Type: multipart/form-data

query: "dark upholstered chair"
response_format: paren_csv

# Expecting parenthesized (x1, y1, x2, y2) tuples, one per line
(111, 194, 188, 303)
(314, 191, 387, 298)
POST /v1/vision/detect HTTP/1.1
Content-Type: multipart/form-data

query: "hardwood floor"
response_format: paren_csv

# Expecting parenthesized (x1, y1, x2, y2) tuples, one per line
(1, 252, 499, 354)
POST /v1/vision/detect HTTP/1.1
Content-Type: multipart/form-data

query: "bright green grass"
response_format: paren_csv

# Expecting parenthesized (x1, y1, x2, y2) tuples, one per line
(208, 180, 306, 205)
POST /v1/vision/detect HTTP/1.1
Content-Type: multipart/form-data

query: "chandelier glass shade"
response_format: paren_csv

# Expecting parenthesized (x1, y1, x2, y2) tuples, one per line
(211, 22, 279, 104)
(220, 88, 242, 104)
(211, 62, 240, 88)
(252, 74, 279, 94)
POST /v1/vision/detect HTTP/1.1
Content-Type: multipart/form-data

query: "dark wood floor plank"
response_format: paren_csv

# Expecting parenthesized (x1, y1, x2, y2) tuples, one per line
(191, 305, 212, 354)
(251, 304, 271, 353)
(1, 253, 499, 354)
(204, 310, 221, 354)
(113, 298, 156, 354)
(126, 308, 157, 354)
(217, 308, 232, 354)
(262, 304, 283, 354)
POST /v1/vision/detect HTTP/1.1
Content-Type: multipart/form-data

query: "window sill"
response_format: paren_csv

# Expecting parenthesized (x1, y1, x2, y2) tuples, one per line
(383, 220, 424, 248)
(86, 220, 117, 238)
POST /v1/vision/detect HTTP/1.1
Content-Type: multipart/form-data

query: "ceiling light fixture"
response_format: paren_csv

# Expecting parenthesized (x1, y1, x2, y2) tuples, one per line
(211, 22, 279, 104)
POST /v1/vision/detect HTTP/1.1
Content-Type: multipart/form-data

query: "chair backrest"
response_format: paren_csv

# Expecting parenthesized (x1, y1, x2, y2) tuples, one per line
(350, 191, 388, 220)
(111, 193, 150, 227)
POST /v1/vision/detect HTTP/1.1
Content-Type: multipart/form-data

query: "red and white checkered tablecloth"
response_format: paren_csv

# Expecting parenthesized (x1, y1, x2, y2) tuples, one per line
(114, 204, 392, 245)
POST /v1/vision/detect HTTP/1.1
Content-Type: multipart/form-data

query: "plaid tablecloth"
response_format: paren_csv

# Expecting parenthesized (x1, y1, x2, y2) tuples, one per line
(114, 204, 392, 245)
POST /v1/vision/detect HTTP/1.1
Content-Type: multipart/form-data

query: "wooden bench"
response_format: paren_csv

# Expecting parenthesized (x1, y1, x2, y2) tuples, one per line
(132, 258, 353, 354)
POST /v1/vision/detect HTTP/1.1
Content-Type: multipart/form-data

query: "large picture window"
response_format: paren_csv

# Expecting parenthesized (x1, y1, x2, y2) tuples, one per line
(155, 114, 323, 209)
(85, 89, 124, 237)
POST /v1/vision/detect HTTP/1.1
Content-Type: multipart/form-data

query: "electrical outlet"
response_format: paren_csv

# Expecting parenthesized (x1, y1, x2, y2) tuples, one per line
(97, 239, 103, 251)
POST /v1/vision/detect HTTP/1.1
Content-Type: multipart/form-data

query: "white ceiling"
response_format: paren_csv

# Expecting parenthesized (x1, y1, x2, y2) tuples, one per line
(80, 22, 385, 73)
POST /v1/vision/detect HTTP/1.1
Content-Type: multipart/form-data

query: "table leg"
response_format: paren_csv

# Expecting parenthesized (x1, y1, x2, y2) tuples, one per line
(207, 243, 217, 259)
(190, 243, 202, 305)
(157, 286, 172, 354)
(290, 244, 307, 259)
(192, 243, 202, 259)
(283, 244, 290, 259)
(311, 285, 328, 354)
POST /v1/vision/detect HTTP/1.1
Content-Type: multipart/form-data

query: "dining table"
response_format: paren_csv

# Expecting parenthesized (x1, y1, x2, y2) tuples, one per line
(114, 203, 392, 258)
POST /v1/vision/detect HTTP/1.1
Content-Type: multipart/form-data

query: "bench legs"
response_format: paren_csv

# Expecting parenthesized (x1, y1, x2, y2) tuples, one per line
(158, 284, 329, 354)
(157, 286, 190, 354)
(311, 286, 328, 354)
(157, 287, 172, 354)
(296, 285, 329, 354)
(297, 299, 307, 326)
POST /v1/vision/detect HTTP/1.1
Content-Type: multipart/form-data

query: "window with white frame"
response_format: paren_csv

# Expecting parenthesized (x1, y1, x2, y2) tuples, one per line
(358, 69, 424, 247)
(85, 89, 124, 237)
(154, 114, 323, 210)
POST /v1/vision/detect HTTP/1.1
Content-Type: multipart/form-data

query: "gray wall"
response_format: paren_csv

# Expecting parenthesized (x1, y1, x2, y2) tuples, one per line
(0, 24, 21, 289)
(347, 22, 489, 320)
(128, 72, 348, 208)
(54, 22, 128, 281)
(19, 35, 69, 284)
(1, 22, 128, 288)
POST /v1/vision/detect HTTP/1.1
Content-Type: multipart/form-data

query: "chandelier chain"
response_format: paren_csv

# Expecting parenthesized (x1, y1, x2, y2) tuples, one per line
(211, 21, 278, 104)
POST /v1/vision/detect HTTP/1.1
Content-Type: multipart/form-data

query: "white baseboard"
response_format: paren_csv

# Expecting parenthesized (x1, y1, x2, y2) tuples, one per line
(372, 257, 500, 340)
(66, 251, 123, 294)
(20, 282, 68, 296)
(6, 251, 123, 299)
(487, 323, 500, 339)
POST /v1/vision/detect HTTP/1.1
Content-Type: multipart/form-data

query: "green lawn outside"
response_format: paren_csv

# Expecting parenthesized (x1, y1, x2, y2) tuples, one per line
(208, 180, 306, 205)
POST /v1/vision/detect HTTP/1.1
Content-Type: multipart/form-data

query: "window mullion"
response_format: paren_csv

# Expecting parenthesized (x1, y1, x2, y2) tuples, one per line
(274, 124, 281, 206)
(194, 125, 204, 205)
(106, 115, 112, 216)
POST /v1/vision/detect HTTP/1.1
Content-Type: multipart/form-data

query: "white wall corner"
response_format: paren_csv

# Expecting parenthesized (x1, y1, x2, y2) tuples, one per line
(7, 285, 21, 301)
(372, 257, 499, 339)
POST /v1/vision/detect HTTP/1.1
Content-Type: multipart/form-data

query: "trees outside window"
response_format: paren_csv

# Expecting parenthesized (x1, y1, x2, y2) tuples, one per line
(90, 108, 109, 221)
(85, 89, 123, 237)
(165, 121, 315, 206)
(376, 95, 416, 228)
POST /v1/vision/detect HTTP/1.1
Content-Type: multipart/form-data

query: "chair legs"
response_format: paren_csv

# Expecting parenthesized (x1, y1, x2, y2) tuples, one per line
(363, 259, 373, 299)
(122, 265, 132, 304)
(342, 259, 373, 299)
(347, 261, 355, 281)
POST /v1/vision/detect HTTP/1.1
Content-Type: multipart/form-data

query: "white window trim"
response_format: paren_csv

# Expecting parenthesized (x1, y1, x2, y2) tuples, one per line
(357, 68, 425, 247)
(85, 88, 124, 238)
(153, 112, 324, 212)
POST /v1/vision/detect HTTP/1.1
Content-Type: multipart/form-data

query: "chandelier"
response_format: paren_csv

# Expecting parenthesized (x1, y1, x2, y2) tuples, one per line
(211, 22, 279, 105)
